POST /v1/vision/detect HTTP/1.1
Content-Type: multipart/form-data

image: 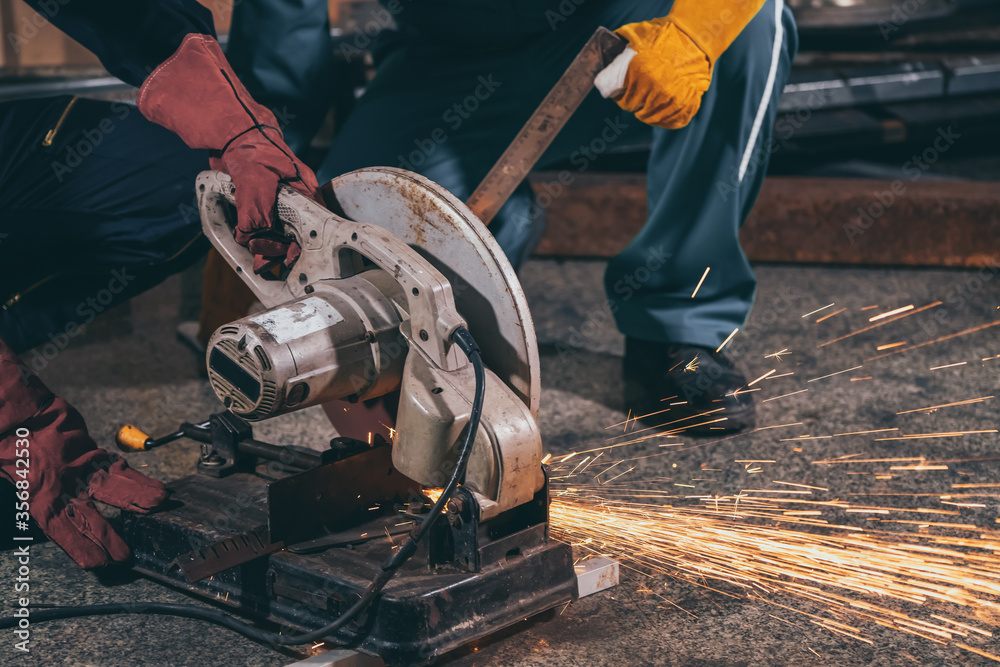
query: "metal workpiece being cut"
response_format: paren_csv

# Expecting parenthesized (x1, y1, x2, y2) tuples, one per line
(117, 167, 581, 665)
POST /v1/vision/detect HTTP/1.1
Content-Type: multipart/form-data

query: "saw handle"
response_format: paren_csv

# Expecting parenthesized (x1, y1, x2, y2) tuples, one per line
(197, 170, 467, 371)
(196, 172, 292, 306)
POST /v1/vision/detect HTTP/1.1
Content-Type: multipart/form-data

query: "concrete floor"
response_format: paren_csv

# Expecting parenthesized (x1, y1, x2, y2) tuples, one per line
(2, 258, 999, 666)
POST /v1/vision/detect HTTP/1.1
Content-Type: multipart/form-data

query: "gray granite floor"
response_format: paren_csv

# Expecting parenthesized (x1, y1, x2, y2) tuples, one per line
(2, 258, 999, 666)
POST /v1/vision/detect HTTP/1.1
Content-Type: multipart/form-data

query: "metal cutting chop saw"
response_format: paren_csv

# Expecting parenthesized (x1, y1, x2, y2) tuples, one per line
(118, 168, 576, 664)
(119, 28, 627, 664)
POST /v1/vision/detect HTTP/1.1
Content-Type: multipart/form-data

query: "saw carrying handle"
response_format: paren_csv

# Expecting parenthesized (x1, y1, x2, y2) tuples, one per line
(197, 170, 466, 371)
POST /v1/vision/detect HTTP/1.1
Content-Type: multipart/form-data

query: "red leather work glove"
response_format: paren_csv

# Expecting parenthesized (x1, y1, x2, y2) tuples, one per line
(0, 338, 167, 568)
(137, 34, 320, 274)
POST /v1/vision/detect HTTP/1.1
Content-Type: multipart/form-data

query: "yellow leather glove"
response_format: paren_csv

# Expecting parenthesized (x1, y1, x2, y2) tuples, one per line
(595, 0, 766, 129)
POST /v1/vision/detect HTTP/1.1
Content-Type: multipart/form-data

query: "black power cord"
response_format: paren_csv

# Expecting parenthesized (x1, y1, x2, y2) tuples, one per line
(0, 326, 486, 647)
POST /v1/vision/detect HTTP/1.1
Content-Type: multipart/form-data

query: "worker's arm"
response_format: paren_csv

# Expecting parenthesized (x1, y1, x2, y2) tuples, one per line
(595, 0, 767, 129)
(22, 0, 318, 273)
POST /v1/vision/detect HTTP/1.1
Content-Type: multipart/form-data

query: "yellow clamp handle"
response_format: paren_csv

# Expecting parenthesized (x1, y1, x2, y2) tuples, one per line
(116, 424, 151, 452)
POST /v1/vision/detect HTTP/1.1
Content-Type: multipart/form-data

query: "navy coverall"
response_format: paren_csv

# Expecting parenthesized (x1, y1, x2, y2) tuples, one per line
(0, 1, 215, 354)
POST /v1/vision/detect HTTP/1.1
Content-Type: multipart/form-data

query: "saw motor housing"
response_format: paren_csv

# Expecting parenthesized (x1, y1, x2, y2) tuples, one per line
(200, 170, 544, 518)
(206, 275, 406, 419)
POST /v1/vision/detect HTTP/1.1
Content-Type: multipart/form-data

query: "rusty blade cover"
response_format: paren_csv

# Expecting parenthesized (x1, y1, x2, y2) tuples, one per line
(465, 27, 627, 225)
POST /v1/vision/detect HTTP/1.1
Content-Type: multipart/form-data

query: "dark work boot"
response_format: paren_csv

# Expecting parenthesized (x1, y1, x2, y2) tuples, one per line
(623, 337, 755, 435)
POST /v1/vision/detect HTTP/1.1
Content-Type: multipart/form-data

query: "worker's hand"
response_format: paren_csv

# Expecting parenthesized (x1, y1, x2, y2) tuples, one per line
(137, 34, 320, 274)
(208, 132, 313, 273)
(0, 339, 167, 568)
(595, 0, 765, 129)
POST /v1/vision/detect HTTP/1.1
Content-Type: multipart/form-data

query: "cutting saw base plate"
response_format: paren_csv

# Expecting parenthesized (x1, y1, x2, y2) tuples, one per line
(122, 468, 575, 666)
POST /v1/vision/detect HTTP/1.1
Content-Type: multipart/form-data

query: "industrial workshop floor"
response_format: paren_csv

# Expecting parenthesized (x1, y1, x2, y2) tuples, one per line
(2, 258, 999, 667)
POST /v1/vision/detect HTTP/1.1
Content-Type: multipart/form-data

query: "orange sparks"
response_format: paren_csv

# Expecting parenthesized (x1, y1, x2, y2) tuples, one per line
(866, 319, 1000, 361)
(833, 428, 898, 437)
(807, 365, 863, 382)
(801, 303, 835, 318)
(875, 430, 998, 441)
(896, 396, 995, 415)
(540, 287, 1000, 655)
(716, 328, 739, 353)
(691, 267, 710, 298)
(747, 369, 777, 386)
(762, 389, 808, 403)
(869, 305, 914, 322)
(756, 422, 803, 431)
(930, 361, 967, 371)
(765, 348, 790, 361)
(819, 301, 942, 348)
(544, 485, 1000, 655)
(956, 643, 1000, 664)
(815, 307, 847, 323)
(773, 481, 829, 491)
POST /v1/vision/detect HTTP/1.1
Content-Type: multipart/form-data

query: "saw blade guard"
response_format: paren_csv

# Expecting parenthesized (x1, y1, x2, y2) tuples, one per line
(197, 169, 543, 516)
